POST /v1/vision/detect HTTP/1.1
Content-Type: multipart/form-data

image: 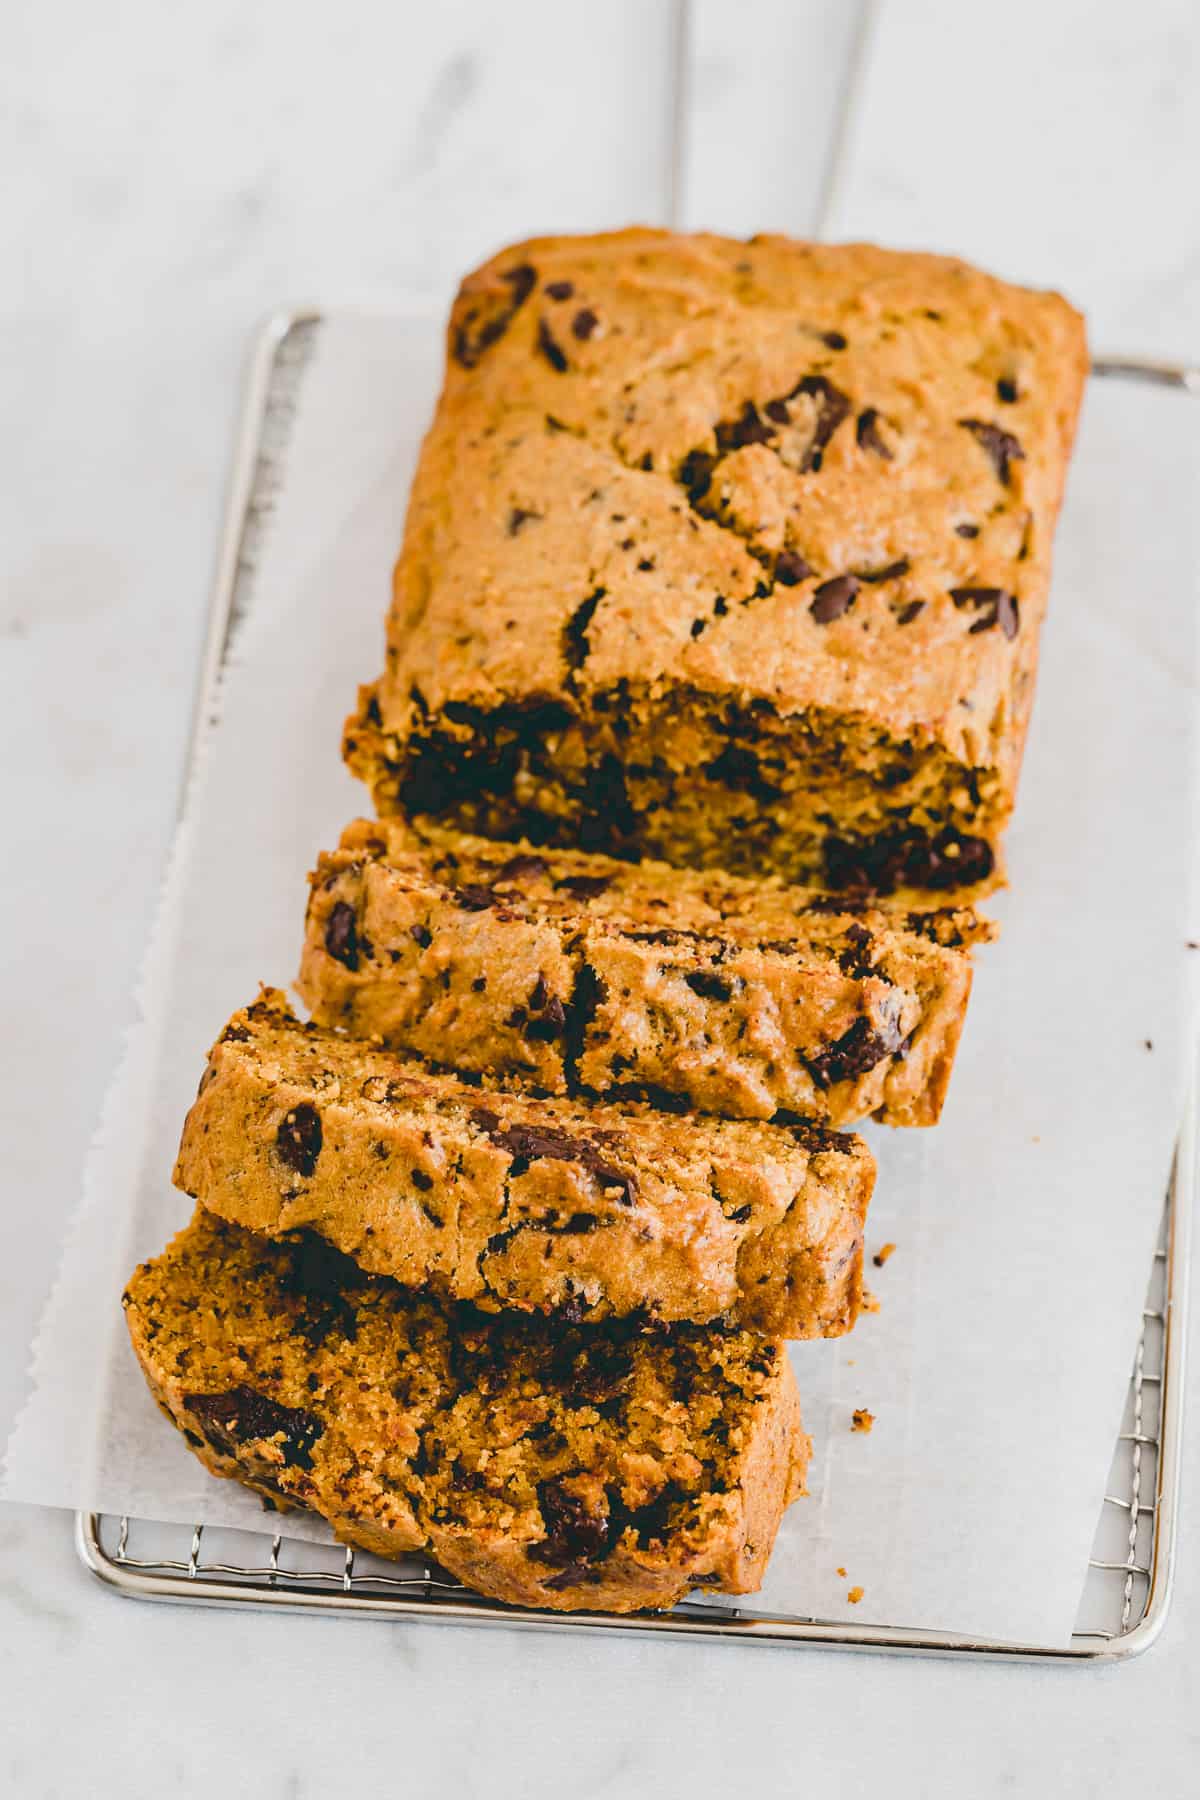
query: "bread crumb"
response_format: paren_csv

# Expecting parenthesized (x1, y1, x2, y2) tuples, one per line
(851, 1408, 874, 1433)
(861, 1285, 881, 1313)
(836, 1566, 847, 1578)
(872, 1242, 896, 1268)
(847, 1586, 864, 1604)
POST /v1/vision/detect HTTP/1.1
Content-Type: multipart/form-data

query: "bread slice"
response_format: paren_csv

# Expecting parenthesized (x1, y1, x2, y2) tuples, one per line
(299, 817, 990, 1126)
(174, 989, 873, 1337)
(125, 1208, 810, 1614)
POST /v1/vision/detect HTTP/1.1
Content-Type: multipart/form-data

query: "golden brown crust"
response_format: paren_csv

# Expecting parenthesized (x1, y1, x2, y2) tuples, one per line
(173, 989, 873, 1337)
(344, 228, 1087, 893)
(298, 817, 990, 1127)
(124, 1208, 810, 1613)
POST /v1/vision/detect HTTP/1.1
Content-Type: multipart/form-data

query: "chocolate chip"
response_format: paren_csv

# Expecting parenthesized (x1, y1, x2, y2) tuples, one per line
(469, 1108, 636, 1205)
(563, 588, 603, 672)
(787, 375, 851, 471)
(536, 318, 568, 372)
(545, 280, 574, 300)
(727, 1203, 753, 1224)
(958, 419, 1025, 485)
(822, 330, 848, 350)
(491, 853, 545, 884)
(410, 922, 432, 948)
(452, 263, 537, 368)
(185, 1387, 323, 1471)
(856, 407, 893, 459)
(806, 1012, 907, 1088)
(411, 1168, 433, 1191)
(894, 599, 926, 626)
(811, 575, 859, 623)
(715, 401, 775, 453)
(531, 1480, 612, 1567)
(572, 307, 599, 340)
(955, 522, 980, 538)
(857, 559, 909, 583)
(704, 743, 781, 804)
(775, 549, 813, 586)
(764, 399, 791, 425)
(452, 883, 497, 911)
(684, 970, 733, 1001)
(220, 1022, 252, 1044)
(997, 377, 1018, 404)
(679, 449, 716, 504)
(324, 900, 359, 971)
(636, 557, 655, 572)
(276, 1104, 322, 1178)
(950, 586, 1020, 640)
(557, 872, 612, 900)
(507, 507, 542, 536)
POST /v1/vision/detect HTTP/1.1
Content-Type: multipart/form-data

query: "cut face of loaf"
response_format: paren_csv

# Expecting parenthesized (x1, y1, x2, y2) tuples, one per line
(299, 818, 992, 1126)
(173, 990, 873, 1337)
(344, 229, 1087, 895)
(124, 1209, 810, 1614)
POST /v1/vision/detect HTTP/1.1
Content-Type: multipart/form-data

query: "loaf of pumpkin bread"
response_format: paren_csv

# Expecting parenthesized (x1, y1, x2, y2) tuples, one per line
(344, 229, 1086, 895)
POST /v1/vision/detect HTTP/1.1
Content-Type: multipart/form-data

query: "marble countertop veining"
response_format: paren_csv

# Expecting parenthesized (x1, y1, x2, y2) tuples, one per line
(2, 2, 1197, 1794)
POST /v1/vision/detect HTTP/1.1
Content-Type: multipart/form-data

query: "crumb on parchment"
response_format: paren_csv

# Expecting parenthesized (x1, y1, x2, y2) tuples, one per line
(861, 1285, 880, 1313)
(851, 1409, 874, 1433)
(836, 1566, 847, 1578)
(872, 1242, 896, 1268)
(847, 1587, 864, 1605)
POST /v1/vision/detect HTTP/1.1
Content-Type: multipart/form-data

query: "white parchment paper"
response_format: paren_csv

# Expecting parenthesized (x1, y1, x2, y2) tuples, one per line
(4, 311, 1197, 1645)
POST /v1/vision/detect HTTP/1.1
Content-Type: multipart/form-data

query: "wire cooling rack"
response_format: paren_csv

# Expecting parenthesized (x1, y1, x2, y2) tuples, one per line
(75, 315, 1196, 1661)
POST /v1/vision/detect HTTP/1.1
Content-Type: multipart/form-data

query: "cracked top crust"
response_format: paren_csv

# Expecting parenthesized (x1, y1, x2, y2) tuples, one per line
(371, 229, 1086, 774)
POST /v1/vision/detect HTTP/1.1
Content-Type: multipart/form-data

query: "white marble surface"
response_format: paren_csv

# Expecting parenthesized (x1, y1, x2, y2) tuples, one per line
(2, 2, 1197, 1793)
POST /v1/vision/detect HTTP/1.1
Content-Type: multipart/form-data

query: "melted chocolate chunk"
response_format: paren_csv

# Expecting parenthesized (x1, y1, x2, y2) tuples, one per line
(894, 599, 926, 626)
(684, 970, 734, 1002)
(787, 375, 851, 471)
(958, 419, 1025, 486)
(452, 263, 537, 368)
(531, 1480, 613, 1567)
(715, 401, 775, 452)
(805, 1013, 906, 1089)
(950, 586, 1020, 640)
(544, 280, 574, 300)
(857, 559, 909, 583)
(822, 330, 848, 351)
(678, 449, 716, 504)
(572, 307, 599, 340)
(824, 829, 994, 895)
(185, 1386, 323, 1470)
(536, 317, 569, 372)
(556, 872, 612, 901)
(810, 575, 860, 623)
(703, 743, 781, 804)
(954, 522, 980, 538)
(775, 548, 814, 586)
(410, 922, 432, 948)
(507, 507, 542, 536)
(469, 1108, 636, 1205)
(496, 853, 549, 883)
(276, 1104, 322, 1178)
(452, 883, 498, 911)
(563, 588, 603, 670)
(856, 407, 893, 459)
(324, 900, 359, 971)
(996, 376, 1019, 404)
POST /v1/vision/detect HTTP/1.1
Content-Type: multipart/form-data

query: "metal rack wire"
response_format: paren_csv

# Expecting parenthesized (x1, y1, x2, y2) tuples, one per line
(75, 317, 1195, 1661)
